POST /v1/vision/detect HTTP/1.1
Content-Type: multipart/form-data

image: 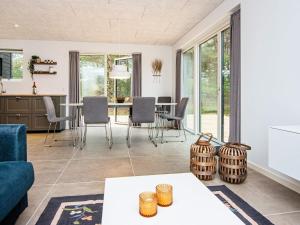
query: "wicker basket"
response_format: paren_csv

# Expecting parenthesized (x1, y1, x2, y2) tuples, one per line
(190, 133, 216, 180)
(219, 143, 251, 184)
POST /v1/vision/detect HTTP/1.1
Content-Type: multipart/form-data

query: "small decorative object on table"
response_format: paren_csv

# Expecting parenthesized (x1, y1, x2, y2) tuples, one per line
(219, 143, 251, 184)
(156, 184, 173, 207)
(190, 133, 216, 180)
(116, 96, 125, 103)
(139, 192, 157, 217)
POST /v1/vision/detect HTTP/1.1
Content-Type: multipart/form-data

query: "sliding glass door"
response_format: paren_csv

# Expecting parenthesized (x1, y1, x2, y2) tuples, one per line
(221, 28, 231, 142)
(182, 48, 195, 131)
(180, 27, 231, 141)
(199, 36, 218, 138)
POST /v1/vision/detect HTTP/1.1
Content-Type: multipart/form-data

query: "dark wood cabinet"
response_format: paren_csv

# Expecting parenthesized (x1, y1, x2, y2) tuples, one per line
(0, 95, 66, 132)
(32, 97, 47, 113)
(5, 97, 32, 113)
(0, 98, 4, 113)
(31, 113, 50, 131)
(2, 113, 31, 130)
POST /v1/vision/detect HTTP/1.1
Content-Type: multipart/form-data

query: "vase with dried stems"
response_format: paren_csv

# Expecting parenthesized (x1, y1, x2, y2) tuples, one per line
(152, 59, 162, 83)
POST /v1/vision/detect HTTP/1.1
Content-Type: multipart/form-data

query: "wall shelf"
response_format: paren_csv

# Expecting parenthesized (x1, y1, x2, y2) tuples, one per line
(32, 71, 57, 75)
(33, 62, 57, 65)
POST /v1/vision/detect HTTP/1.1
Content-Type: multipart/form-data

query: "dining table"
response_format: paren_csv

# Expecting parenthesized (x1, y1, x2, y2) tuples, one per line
(60, 102, 177, 147)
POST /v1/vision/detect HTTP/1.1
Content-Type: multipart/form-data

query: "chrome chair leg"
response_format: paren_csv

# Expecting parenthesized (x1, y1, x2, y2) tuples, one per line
(126, 117, 130, 141)
(80, 124, 87, 150)
(108, 120, 113, 149)
(69, 120, 76, 147)
(149, 123, 157, 147)
(105, 124, 108, 140)
(83, 124, 87, 146)
(53, 122, 57, 141)
(163, 119, 186, 143)
(176, 120, 181, 137)
(44, 122, 52, 145)
(181, 121, 187, 141)
(127, 121, 132, 148)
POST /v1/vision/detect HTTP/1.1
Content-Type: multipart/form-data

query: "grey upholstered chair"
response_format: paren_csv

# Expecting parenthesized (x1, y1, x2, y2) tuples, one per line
(82, 96, 112, 149)
(160, 97, 189, 142)
(156, 96, 172, 114)
(127, 97, 156, 148)
(43, 96, 75, 146)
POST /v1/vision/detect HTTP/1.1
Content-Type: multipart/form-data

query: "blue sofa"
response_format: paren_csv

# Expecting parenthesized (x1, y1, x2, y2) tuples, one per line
(0, 125, 34, 225)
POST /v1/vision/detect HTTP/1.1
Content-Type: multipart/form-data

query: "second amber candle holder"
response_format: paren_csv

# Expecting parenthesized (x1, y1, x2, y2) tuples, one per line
(156, 184, 173, 207)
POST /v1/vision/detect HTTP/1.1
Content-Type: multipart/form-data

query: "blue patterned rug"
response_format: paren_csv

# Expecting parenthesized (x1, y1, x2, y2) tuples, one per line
(35, 185, 273, 225)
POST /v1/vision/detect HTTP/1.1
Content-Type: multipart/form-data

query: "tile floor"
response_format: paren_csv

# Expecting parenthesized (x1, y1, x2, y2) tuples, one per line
(16, 125, 300, 225)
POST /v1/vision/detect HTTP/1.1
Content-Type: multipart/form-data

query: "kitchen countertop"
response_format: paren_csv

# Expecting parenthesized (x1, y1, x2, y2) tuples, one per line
(0, 94, 67, 96)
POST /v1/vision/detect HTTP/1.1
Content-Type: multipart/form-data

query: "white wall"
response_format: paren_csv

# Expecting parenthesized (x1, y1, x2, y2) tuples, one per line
(174, 0, 300, 192)
(0, 40, 173, 98)
(241, 0, 300, 190)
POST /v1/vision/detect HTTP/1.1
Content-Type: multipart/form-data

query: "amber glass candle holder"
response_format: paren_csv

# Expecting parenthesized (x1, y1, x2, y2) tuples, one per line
(156, 184, 173, 207)
(139, 192, 158, 217)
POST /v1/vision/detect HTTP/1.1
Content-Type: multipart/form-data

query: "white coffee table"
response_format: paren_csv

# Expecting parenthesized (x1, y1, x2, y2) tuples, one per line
(102, 173, 244, 225)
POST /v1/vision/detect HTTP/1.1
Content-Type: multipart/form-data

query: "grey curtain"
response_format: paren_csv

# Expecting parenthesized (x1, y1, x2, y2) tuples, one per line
(175, 49, 182, 129)
(132, 53, 142, 126)
(229, 9, 241, 143)
(69, 51, 80, 127)
(175, 49, 182, 108)
(132, 53, 142, 97)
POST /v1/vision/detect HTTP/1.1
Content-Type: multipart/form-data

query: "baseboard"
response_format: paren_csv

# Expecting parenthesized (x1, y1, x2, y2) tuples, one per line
(248, 161, 300, 194)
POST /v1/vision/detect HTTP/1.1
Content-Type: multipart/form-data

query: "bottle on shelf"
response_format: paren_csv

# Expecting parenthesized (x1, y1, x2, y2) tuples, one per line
(32, 82, 37, 95)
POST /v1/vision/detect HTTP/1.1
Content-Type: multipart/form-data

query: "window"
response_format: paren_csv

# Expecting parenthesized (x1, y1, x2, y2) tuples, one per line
(79, 54, 132, 123)
(107, 54, 132, 123)
(0, 49, 23, 79)
(181, 26, 230, 142)
(182, 48, 195, 131)
(199, 36, 218, 138)
(221, 28, 231, 142)
(80, 54, 105, 100)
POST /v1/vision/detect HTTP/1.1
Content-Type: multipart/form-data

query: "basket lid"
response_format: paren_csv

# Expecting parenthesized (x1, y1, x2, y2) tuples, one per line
(195, 140, 211, 146)
(224, 142, 251, 150)
(195, 133, 213, 146)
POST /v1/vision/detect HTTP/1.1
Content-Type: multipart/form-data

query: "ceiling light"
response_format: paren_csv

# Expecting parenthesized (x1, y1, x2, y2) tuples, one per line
(14, 24, 19, 28)
(108, 18, 131, 80)
(109, 64, 130, 79)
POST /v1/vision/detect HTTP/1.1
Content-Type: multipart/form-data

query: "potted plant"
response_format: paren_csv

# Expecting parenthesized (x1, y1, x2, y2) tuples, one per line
(31, 55, 41, 63)
(28, 59, 35, 76)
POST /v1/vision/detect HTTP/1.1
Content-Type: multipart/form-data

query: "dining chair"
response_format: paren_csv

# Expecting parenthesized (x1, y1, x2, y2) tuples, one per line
(127, 97, 156, 148)
(82, 96, 112, 149)
(156, 96, 172, 114)
(43, 96, 75, 147)
(160, 97, 189, 142)
(155, 96, 172, 137)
